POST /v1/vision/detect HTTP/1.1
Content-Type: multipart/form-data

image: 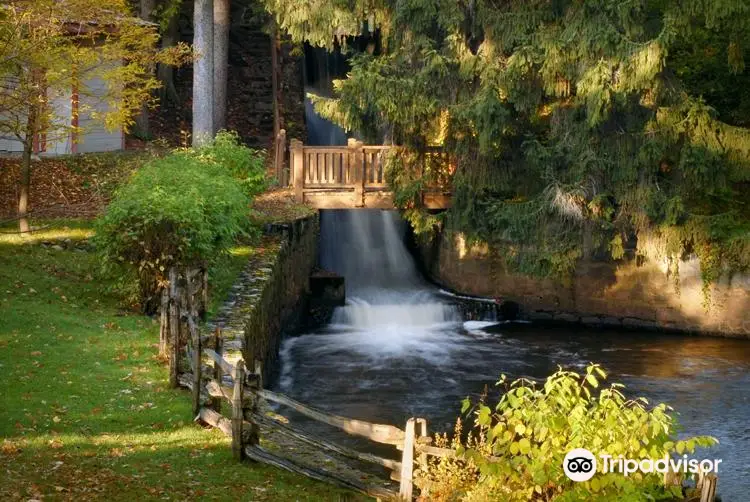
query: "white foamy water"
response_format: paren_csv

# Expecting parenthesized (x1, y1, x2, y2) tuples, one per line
(318, 209, 461, 341)
(278, 209, 464, 388)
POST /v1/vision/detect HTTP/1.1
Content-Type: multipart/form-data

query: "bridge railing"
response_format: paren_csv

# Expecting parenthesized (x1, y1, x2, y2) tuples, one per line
(289, 138, 452, 209)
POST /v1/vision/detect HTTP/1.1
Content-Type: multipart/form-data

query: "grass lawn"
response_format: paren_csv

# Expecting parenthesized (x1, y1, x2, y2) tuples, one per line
(0, 219, 365, 501)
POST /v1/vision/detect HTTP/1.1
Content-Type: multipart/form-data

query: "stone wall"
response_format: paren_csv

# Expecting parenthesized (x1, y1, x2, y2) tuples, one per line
(208, 215, 318, 382)
(417, 231, 750, 337)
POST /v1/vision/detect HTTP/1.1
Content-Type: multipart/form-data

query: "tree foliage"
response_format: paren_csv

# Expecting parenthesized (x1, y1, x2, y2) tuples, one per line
(264, 0, 750, 292)
(0, 0, 189, 230)
(0, 0, 189, 140)
(418, 364, 717, 501)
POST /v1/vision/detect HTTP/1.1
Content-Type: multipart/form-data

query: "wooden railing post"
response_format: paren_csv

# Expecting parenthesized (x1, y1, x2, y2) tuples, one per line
(291, 138, 304, 201)
(399, 417, 416, 500)
(232, 359, 246, 461)
(349, 138, 365, 207)
(275, 129, 287, 185)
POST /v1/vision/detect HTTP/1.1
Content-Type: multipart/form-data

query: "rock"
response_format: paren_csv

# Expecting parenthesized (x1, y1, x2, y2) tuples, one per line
(622, 317, 659, 330)
(51, 245, 64, 251)
(600, 316, 622, 327)
(527, 311, 553, 320)
(554, 313, 579, 323)
(581, 316, 603, 325)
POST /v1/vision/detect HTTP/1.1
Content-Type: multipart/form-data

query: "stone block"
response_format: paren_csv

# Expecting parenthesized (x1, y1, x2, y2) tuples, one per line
(622, 317, 659, 330)
(526, 311, 553, 320)
(554, 313, 580, 323)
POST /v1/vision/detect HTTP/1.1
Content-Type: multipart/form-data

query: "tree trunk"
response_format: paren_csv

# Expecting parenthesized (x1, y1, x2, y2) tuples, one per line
(18, 140, 32, 233)
(192, 0, 214, 147)
(157, 2, 180, 104)
(270, 20, 280, 140)
(212, 0, 230, 132)
(134, 0, 157, 139)
(18, 102, 37, 233)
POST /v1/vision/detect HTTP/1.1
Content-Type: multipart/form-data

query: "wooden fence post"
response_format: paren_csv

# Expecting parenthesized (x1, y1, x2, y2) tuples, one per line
(211, 328, 222, 412)
(232, 359, 246, 461)
(168, 268, 179, 389)
(243, 358, 261, 448)
(416, 418, 428, 473)
(291, 139, 304, 201)
(399, 417, 416, 501)
(700, 473, 717, 502)
(349, 138, 365, 207)
(159, 286, 169, 357)
(190, 318, 201, 417)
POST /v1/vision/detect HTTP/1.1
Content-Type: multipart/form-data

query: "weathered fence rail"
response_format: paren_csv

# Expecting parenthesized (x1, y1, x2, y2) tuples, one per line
(174, 318, 459, 500)
(289, 139, 452, 210)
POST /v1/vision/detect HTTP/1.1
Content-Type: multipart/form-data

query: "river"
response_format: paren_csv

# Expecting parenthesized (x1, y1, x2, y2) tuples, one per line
(273, 209, 750, 500)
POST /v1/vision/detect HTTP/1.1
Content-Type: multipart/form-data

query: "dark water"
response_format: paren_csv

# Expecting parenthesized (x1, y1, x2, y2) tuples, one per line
(274, 210, 750, 500)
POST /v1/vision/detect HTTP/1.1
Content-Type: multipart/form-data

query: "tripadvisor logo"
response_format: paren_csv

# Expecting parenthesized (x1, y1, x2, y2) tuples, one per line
(563, 448, 597, 482)
(563, 448, 723, 482)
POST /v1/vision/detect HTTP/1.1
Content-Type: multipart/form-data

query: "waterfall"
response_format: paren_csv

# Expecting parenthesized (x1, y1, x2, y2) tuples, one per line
(302, 43, 457, 344)
(319, 209, 458, 330)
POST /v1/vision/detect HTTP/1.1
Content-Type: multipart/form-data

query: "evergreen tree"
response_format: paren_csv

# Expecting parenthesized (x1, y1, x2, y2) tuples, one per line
(264, 0, 750, 292)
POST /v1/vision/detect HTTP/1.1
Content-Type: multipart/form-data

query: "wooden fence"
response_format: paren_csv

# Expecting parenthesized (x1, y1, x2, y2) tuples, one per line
(175, 320, 471, 501)
(158, 267, 207, 389)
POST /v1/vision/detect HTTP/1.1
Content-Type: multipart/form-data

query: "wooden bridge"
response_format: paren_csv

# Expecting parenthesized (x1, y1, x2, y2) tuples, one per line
(286, 137, 452, 209)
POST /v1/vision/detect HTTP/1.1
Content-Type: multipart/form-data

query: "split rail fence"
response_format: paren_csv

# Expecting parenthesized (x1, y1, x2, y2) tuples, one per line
(170, 316, 464, 500)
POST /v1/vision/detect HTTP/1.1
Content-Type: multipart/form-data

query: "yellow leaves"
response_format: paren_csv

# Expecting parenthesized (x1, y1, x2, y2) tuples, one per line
(1, 439, 22, 456)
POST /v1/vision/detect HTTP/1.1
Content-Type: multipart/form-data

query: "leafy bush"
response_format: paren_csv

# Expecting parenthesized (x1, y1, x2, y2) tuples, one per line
(417, 364, 716, 501)
(186, 130, 268, 196)
(94, 134, 263, 311)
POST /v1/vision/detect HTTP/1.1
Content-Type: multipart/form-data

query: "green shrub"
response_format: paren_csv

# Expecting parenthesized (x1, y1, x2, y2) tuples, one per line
(417, 364, 716, 501)
(94, 137, 260, 312)
(186, 130, 268, 196)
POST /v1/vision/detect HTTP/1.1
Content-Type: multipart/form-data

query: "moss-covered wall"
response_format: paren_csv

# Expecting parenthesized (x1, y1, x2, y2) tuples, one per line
(242, 215, 318, 381)
(418, 230, 750, 337)
(208, 214, 318, 382)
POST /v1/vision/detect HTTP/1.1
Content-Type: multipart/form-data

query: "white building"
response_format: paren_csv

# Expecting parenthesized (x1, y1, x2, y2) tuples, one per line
(0, 69, 124, 156)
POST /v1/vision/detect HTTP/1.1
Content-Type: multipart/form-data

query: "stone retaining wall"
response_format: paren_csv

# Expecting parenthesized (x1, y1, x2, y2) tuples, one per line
(208, 215, 318, 382)
(417, 231, 750, 337)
